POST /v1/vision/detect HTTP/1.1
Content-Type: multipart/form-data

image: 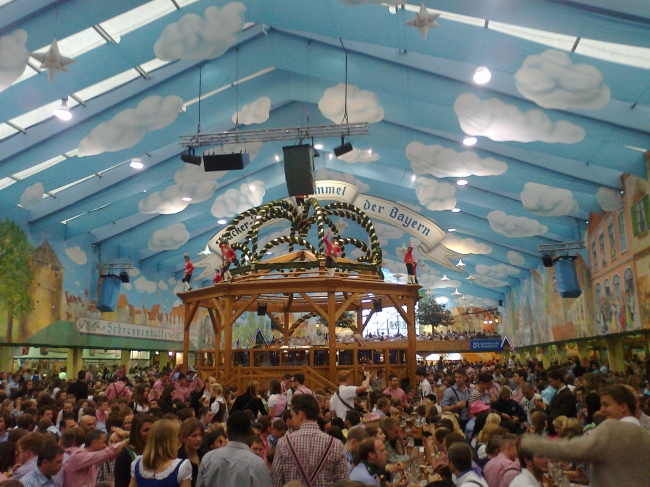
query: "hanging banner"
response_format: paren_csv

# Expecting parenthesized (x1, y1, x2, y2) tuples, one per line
(469, 339, 503, 351)
(77, 318, 184, 342)
(196, 180, 461, 279)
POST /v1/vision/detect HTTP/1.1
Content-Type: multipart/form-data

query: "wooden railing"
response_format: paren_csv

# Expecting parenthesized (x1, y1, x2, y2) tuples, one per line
(199, 365, 338, 392)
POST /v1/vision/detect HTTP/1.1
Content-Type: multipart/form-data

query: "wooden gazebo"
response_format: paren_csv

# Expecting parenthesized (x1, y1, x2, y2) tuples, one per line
(179, 250, 421, 390)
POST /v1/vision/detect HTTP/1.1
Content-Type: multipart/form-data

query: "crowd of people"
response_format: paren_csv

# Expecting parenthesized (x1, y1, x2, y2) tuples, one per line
(0, 354, 649, 487)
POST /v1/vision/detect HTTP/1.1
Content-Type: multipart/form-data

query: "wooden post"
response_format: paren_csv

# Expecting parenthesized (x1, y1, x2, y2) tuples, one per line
(224, 296, 233, 377)
(406, 295, 417, 388)
(284, 311, 290, 345)
(183, 305, 191, 374)
(328, 289, 337, 383)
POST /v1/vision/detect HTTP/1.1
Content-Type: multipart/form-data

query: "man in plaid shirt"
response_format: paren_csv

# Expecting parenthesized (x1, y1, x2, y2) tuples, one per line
(271, 394, 349, 487)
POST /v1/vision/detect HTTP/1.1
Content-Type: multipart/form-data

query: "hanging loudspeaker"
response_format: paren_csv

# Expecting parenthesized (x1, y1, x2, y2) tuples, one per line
(553, 256, 582, 298)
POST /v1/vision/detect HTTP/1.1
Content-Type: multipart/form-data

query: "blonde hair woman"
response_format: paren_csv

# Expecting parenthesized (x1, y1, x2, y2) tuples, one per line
(204, 383, 227, 423)
(440, 412, 465, 438)
(485, 413, 502, 426)
(129, 419, 192, 487)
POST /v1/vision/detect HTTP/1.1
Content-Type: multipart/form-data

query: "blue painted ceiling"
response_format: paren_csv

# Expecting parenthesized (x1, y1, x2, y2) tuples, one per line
(1, 0, 649, 308)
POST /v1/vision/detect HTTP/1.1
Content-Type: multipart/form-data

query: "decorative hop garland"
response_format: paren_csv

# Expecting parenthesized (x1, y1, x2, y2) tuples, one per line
(219, 197, 382, 268)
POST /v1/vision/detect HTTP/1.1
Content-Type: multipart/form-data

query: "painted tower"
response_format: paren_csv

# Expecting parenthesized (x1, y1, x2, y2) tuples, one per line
(19, 241, 64, 340)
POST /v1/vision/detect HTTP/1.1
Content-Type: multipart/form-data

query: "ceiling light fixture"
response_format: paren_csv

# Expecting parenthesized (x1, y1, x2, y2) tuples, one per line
(129, 158, 144, 169)
(314, 144, 323, 150)
(462, 136, 478, 146)
(411, 175, 417, 182)
(473, 66, 492, 84)
(456, 259, 466, 268)
(448, 228, 456, 232)
(328, 153, 334, 160)
(53, 97, 72, 121)
(457, 179, 468, 186)
(249, 185, 256, 191)
(440, 275, 450, 281)
(451, 208, 461, 213)
(217, 219, 227, 225)
(182, 197, 192, 202)
(274, 155, 280, 161)
(367, 148, 372, 154)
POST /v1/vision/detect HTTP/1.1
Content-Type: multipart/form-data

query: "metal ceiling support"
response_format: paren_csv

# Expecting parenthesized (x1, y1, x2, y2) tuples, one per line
(180, 123, 369, 147)
(537, 242, 586, 252)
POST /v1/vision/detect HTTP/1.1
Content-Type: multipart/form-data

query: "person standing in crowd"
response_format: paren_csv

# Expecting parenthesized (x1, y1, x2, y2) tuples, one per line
(330, 368, 371, 419)
(196, 411, 271, 487)
(469, 373, 498, 407)
(64, 429, 128, 487)
(383, 374, 408, 407)
(14, 432, 46, 480)
(267, 379, 287, 420)
(441, 369, 471, 428)
(370, 369, 386, 391)
(106, 376, 132, 401)
(290, 373, 315, 397)
(415, 367, 432, 400)
(115, 415, 154, 487)
(129, 419, 192, 487)
(534, 371, 576, 419)
(67, 371, 89, 402)
(511, 369, 527, 404)
(483, 434, 518, 487)
(177, 418, 205, 487)
(230, 380, 268, 417)
(522, 385, 650, 487)
(271, 394, 349, 487)
(20, 446, 64, 487)
(344, 428, 369, 472)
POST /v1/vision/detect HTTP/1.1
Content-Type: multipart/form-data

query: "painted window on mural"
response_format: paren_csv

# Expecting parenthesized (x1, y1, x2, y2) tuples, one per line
(591, 241, 598, 272)
(599, 233, 606, 267)
(623, 268, 636, 332)
(631, 195, 649, 236)
(618, 212, 628, 252)
(608, 222, 616, 261)
(595, 282, 604, 333)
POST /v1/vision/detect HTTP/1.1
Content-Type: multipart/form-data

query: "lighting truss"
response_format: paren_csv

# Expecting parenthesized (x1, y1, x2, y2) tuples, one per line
(180, 123, 369, 147)
(537, 241, 586, 252)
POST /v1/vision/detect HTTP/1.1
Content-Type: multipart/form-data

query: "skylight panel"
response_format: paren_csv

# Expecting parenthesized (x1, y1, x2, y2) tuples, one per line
(74, 69, 140, 102)
(0, 123, 19, 141)
(49, 174, 96, 195)
(99, 0, 176, 39)
(575, 39, 650, 70)
(61, 212, 87, 224)
(31, 28, 106, 59)
(174, 0, 200, 6)
(13, 155, 67, 180)
(140, 58, 172, 73)
(488, 21, 576, 51)
(9, 99, 79, 131)
(0, 0, 16, 7)
(0, 178, 17, 190)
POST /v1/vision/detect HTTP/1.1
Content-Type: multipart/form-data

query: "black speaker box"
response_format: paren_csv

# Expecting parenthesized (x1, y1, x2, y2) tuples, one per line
(203, 152, 250, 171)
(283, 145, 316, 196)
(542, 254, 554, 267)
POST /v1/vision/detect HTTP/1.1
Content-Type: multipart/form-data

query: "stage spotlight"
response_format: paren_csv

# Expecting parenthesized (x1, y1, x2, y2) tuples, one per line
(181, 147, 201, 165)
(54, 98, 72, 121)
(373, 299, 383, 312)
(257, 303, 267, 316)
(542, 254, 553, 267)
(333, 136, 353, 157)
(119, 271, 130, 283)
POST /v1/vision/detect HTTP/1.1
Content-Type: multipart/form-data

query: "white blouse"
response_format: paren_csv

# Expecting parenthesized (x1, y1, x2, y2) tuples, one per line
(131, 457, 192, 483)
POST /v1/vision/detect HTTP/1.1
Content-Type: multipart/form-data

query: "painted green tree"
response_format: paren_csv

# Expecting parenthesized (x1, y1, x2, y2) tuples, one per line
(417, 296, 454, 328)
(0, 219, 34, 342)
(316, 311, 357, 329)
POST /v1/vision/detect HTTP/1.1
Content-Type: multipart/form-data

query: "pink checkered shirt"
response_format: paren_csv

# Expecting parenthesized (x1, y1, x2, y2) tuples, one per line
(271, 422, 349, 487)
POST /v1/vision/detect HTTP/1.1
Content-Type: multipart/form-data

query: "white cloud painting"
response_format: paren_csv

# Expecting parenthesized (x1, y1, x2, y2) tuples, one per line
(134, 276, 158, 294)
(318, 84, 384, 124)
(0, 30, 29, 93)
(211, 180, 265, 218)
(19, 182, 44, 208)
(597, 187, 623, 212)
(337, 148, 379, 164)
(65, 246, 88, 265)
(442, 234, 492, 255)
(475, 263, 520, 279)
(488, 210, 548, 238)
(233, 96, 271, 125)
(520, 182, 578, 217)
(507, 251, 525, 266)
(414, 177, 456, 211)
(515, 50, 610, 110)
(154, 3, 246, 61)
(454, 93, 585, 144)
(78, 95, 184, 157)
(407, 142, 507, 178)
(373, 222, 404, 246)
(148, 223, 191, 251)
